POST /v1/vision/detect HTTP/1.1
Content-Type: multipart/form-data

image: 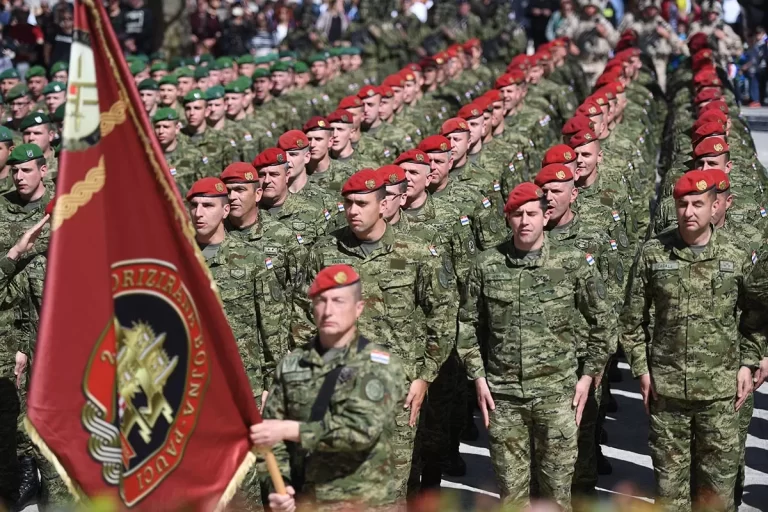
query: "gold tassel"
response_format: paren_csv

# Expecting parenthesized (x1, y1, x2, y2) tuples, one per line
(213, 448, 257, 512)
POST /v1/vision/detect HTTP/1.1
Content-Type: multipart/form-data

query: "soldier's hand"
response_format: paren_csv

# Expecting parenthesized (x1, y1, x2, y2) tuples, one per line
(595, 23, 607, 37)
(405, 379, 428, 427)
(260, 390, 269, 413)
(638, 373, 657, 415)
(250, 419, 300, 448)
(474, 377, 495, 428)
(14, 351, 28, 389)
(572, 375, 592, 426)
(656, 26, 671, 39)
(714, 29, 726, 40)
(754, 357, 768, 390)
(7, 214, 50, 261)
(268, 486, 296, 512)
(736, 366, 754, 411)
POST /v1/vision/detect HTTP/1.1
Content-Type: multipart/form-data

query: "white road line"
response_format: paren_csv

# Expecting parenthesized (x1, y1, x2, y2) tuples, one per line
(746, 433, 768, 451)
(617, 362, 631, 370)
(440, 480, 501, 498)
(753, 408, 768, 421)
(601, 445, 653, 469)
(460, 443, 490, 457)
(757, 383, 768, 395)
(595, 486, 655, 503)
(611, 388, 643, 400)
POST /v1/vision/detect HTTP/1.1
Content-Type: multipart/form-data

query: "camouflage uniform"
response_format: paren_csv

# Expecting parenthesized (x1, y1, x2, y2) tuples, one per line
(263, 192, 330, 248)
(620, 11, 688, 90)
(179, 126, 238, 174)
(262, 335, 407, 510)
(620, 227, 761, 512)
(558, 10, 619, 86)
(163, 140, 209, 196)
(458, 236, 614, 510)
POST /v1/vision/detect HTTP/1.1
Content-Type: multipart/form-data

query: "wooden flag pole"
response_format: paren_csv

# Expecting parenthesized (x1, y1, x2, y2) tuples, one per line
(264, 451, 287, 494)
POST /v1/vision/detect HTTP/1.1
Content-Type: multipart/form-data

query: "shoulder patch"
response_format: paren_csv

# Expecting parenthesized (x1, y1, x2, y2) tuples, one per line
(719, 260, 734, 273)
(370, 350, 390, 365)
(364, 377, 385, 401)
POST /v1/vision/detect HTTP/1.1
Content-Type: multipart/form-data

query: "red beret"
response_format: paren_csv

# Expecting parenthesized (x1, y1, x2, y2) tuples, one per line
(473, 95, 493, 113)
(45, 196, 55, 216)
(603, 60, 624, 74)
(220, 162, 259, 183)
(252, 147, 288, 170)
(688, 32, 710, 54)
(504, 182, 544, 213)
(692, 49, 714, 71)
(602, 81, 626, 95)
(327, 109, 354, 124)
(594, 73, 622, 89)
(673, 170, 715, 199)
(597, 87, 616, 101)
(576, 99, 602, 117)
(463, 38, 481, 52)
(495, 72, 523, 89)
(308, 264, 360, 298)
(620, 28, 638, 42)
(569, 129, 599, 148)
(542, 144, 577, 165)
(434, 52, 447, 65)
(186, 177, 228, 201)
(303, 116, 331, 132)
(338, 95, 363, 110)
(278, 130, 310, 151)
(562, 115, 594, 136)
(394, 149, 431, 166)
(400, 69, 417, 83)
(404, 62, 422, 73)
(418, 134, 451, 153)
(700, 99, 729, 114)
(419, 56, 438, 69)
(691, 121, 726, 146)
(615, 36, 635, 52)
(693, 136, 729, 158)
(440, 117, 470, 135)
(694, 88, 723, 104)
(382, 74, 404, 88)
(534, 164, 574, 187)
(507, 54, 530, 72)
(379, 85, 394, 98)
(484, 89, 502, 104)
(377, 164, 407, 186)
(707, 169, 730, 192)
(590, 91, 609, 106)
(357, 85, 380, 99)
(458, 103, 484, 120)
(615, 48, 641, 60)
(341, 168, 384, 195)
(697, 109, 728, 125)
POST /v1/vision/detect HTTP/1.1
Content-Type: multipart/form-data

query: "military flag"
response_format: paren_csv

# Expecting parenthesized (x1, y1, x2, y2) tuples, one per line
(24, 0, 263, 508)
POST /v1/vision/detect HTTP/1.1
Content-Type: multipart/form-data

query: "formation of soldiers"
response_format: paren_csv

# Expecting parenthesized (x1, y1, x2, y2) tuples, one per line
(2, 0, 768, 511)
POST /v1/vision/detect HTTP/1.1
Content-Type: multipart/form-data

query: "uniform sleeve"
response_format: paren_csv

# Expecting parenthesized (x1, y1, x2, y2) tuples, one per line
(457, 262, 486, 380)
(416, 255, 458, 383)
(738, 254, 765, 368)
(600, 18, 619, 46)
(299, 359, 405, 452)
(575, 266, 615, 378)
(260, 365, 292, 488)
(619, 247, 651, 377)
(722, 24, 743, 58)
(291, 247, 317, 346)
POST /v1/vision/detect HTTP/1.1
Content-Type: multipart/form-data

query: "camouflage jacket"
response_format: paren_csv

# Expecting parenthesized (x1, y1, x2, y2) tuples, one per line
(164, 140, 209, 196)
(179, 126, 238, 174)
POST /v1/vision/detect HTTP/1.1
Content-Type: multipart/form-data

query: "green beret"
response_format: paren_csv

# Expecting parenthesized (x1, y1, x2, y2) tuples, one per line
(26, 65, 47, 78)
(307, 52, 328, 64)
(278, 50, 297, 59)
(253, 55, 272, 66)
(8, 143, 44, 165)
(216, 56, 234, 68)
(152, 107, 179, 123)
(194, 67, 210, 79)
(49, 62, 68, 75)
(205, 85, 225, 100)
(198, 54, 215, 65)
(5, 84, 29, 102)
(135, 54, 150, 63)
(138, 78, 158, 91)
(264, 53, 279, 63)
(341, 46, 361, 56)
(43, 81, 66, 95)
(0, 68, 20, 80)
(169, 56, 183, 69)
(0, 126, 14, 142)
(270, 61, 291, 73)
(252, 68, 271, 79)
(293, 61, 309, 74)
(328, 47, 343, 57)
(19, 113, 52, 132)
(158, 75, 179, 86)
(224, 80, 246, 94)
(150, 62, 168, 73)
(238, 75, 253, 88)
(237, 54, 255, 65)
(150, 51, 166, 62)
(129, 60, 147, 76)
(175, 67, 194, 78)
(52, 103, 66, 124)
(182, 89, 206, 104)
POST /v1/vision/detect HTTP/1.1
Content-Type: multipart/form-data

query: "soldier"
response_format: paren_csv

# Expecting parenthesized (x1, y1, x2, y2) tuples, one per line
(150, 61, 169, 82)
(303, 116, 335, 187)
(179, 89, 236, 173)
(0, 127, 14, 194)
(4, 85, 32, 137)
(252, 264, 407, 511)
(152, 108, 207, 195)
(558, 0, 619, 86)
(688, 0, 742, 70)
(20, 114, 57, 180)
(176, 67, 197, 98)
(49, 62, 68, 85)
(358, 85, 410, 164)
(0, 69, 20, 97)
(237, 55, 256, 79)
(620, 171, 760, 512)
(300, 169, 457, 500)
(194, 66, 210, 92)
(458, 182, 613, 510)
(158, 75, 184, 118)
(138, 79, 159, 118)
(25, 66, 48, 113)
(255, 147, 327, 247)
(278, 130, 333, 209)
(42, 82, 66, 117)
(327, 109, 376, 183)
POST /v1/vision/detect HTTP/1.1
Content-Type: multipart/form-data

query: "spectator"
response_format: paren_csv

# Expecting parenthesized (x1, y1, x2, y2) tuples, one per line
(218, 4, 252, 57)
(315, 0, 348, 44)
(347, 0, 361, 22)
(190, 0, 221, 55)
(43, 6, 71, 67)
(7, 7, 43, 73)
(274, 4, 294, 46)
(546, 0, 575, 42)
(0, 24, 17, 73)
(745, 26, 767, 106)
(0, 0, 11, 28)
(123, 0, 154, 55)
(250, 10, 277, 56)
(528, 0, 559, 48)
(35, 1, 53, 40)
(107, 0, 126, 40)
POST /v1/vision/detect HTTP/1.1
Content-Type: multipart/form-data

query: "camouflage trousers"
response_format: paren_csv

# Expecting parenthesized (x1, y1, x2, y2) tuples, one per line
(649, 395, 739, 512)
(572, 379, 604, 494)
(393, 399, 419, 500)
(735, 393, 754, 505)
(488, 393, 578, 511)
(0, 377, 20, 506)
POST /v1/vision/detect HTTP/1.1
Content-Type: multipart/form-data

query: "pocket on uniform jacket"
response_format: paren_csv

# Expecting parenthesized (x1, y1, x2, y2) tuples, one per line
(379, 274, 416, 318)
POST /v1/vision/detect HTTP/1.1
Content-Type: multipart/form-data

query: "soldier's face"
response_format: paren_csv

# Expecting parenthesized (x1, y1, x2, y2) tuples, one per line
(23, 126, 53, 153)
(403, 81, 418, 104)
(151, 70, 168, 82)
(542, 181, 577, 226)
(272, 71, 290, 92)
(154, 121, 177, 146)
(295, 73, 310, 88)
(226, 182, 261, 220)
(312, 285, 364, 339)
(258, 164, 289, 202)
(583, 6, 598, 17)
(362, 96, 381, 125)
(347, 107, 364, 131)
(696, 154, 732, 174)
(287, 148, 311, 179)
(311, 62, 327, 81)
(53, 71, 68, 84)
(225, 93, 244, 117)
(402, 162, 430, 202)
(428, 151, 453, 186)
(242, 91, 253, 111)
(140, 90, 158, 114)
(331, 124, 352, 151)
(208, 69, 222, 87)
(500, 86, 516, 111)
(221, 68, 237, 85)
(423, 68, 437, 86)
(676, 192, 717, 233)
(189, 196, 230, 238)
(491, 101, 504, 128)
(482, 112, 491, 138)
(528, 65, 544, 83)
(590, 113, 606, 138)
(178, 77, 196, 96)
(0, 142, 10, 168)
(344, 192, 386, 234)
(448, 132, 469, 162)
(391, 87, 404, 109)
(239, 64, 256, 78)
(45, 92, 66, 115)
(307, 130, 331, 160)
(28, 77, 47, 97)
(467, 118, 483, 146)
(134, 70, 150, 85)
(10, 97, 30, 120)
(0, 78, 19, 96)
(340, 55, 352, 71)
(207, 98, 226, 122)
(712, 192, 732, 226)
(196, 77, 209, 92)
(574, 141, 602, 180)
(185, 100, 208, 127)
(379, 97, 395, 120)
(383, 184, 406, 222)
(350, 55, 362, 70)
(254, 78, 273, 100)
(12, 161, 46, 201)
(508, 201, 549, 247)
(159, 85, 178, 106)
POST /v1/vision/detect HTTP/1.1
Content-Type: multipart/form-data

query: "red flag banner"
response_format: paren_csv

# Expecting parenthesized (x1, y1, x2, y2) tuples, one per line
(24, 0, 262, 508)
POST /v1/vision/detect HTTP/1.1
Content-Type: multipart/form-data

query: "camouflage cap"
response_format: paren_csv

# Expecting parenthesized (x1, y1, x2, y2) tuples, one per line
(20, 113, 52, 132)
(0, 68, 20, 80)
(205, 85, 225, 100)
(49, 61, 68, 75)
(42, 81, 66, 95)
(158, 75, 179, 86)
(0, 125, 14, 142)
(138, 78, 159, 91)
(26, 65, 47, 78)
(152, 107, 180, 123)
(8, 143, 44, 165)
(182, 89, 206, 104)
(5, 84, 29, 102)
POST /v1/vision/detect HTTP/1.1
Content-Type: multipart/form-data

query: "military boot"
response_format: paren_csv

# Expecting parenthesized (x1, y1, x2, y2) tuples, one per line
(15, 456, 39, 511)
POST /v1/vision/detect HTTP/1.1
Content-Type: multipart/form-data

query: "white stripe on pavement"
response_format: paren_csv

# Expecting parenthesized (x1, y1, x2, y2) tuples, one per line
(610, 388, 643, 400)
(757, 383, 768, 395)
(601, 445, 653, 469)
(440, 480, 500, 498)
(753, 408, 768, 421)
(595, 486, 655, 503)
(460, 443, 490, 457)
